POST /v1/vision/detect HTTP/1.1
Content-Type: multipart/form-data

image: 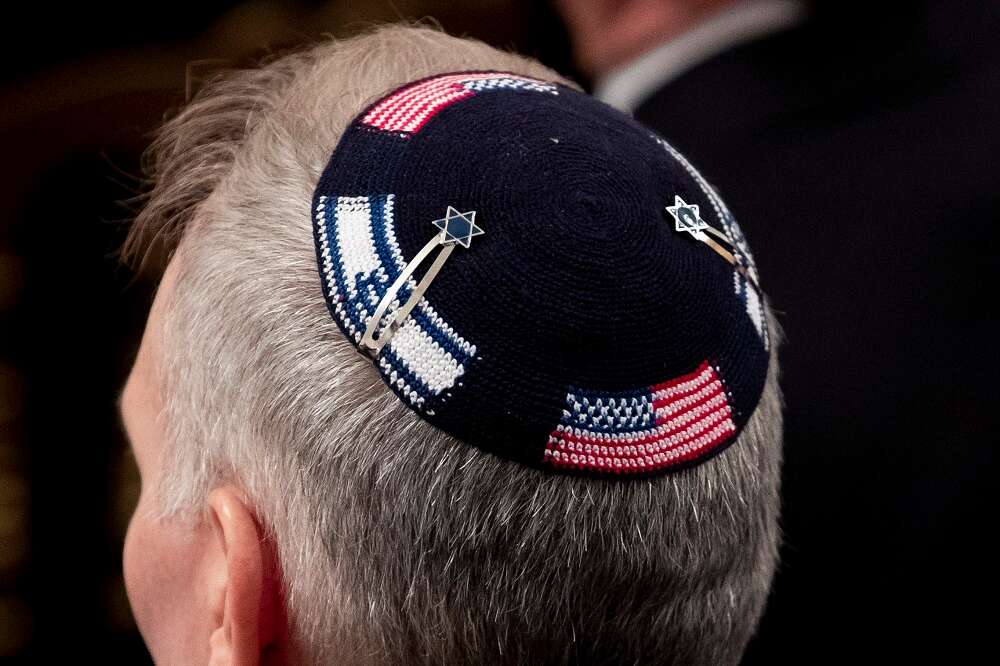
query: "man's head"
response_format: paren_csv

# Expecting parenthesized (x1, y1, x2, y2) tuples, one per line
(121, 25, 783, 665)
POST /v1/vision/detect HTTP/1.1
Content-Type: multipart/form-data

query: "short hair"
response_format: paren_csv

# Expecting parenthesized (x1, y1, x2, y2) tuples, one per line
(130, 25, 783, 665)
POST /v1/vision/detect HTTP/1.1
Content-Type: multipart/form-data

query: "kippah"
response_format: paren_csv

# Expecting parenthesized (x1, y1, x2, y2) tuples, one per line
(311, 71, 769, 477)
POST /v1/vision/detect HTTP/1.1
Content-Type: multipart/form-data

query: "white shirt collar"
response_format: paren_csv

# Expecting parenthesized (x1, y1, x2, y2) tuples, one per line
(594, 0, 807, 113)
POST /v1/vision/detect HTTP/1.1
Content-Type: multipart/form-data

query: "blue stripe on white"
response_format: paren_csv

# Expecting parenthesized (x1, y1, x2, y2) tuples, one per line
(314, 194, 477, 407)
(315, 195, 364, 340)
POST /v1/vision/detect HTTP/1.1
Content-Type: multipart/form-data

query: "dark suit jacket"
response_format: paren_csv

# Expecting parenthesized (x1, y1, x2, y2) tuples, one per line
(631, 1, 1000, 662)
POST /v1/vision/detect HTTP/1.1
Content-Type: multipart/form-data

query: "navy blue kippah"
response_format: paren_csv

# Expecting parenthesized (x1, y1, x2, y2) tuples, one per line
(311, 72, 769, 477)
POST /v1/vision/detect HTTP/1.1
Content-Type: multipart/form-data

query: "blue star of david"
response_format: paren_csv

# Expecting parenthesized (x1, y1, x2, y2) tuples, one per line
(432, 206, 484, 248)
(665, 195, 708, 238)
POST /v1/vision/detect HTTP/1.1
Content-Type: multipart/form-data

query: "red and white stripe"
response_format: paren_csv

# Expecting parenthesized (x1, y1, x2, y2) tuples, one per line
(361, 73, 552, 135)
(544, 361, 736, 474)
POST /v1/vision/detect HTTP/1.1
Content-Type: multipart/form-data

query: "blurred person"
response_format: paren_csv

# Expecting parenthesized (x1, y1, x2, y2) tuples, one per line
(119, 25, 785, 665)
(557, 0, 1000, 662)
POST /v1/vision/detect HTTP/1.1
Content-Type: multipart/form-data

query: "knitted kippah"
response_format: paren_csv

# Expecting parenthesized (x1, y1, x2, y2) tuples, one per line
(311, 71, 769, 477)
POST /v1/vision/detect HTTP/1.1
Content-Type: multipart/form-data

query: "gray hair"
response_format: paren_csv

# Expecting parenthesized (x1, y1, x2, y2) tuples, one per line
(131, 25, 783, 665)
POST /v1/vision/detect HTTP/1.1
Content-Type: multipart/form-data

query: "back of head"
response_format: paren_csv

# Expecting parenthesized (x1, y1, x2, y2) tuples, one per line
(131, 24, 782, 665)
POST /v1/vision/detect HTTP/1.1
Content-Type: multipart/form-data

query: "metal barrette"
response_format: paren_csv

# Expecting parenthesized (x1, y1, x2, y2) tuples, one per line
(665, 195, 759, 290)
(360, 206, 484, 357)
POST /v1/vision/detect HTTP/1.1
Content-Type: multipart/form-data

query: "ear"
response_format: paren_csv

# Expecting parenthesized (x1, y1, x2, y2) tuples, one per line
(205, 486, 286, 666)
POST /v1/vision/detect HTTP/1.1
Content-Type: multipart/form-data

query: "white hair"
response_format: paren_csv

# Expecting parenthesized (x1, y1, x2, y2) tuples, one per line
(131, 25, 783, 665)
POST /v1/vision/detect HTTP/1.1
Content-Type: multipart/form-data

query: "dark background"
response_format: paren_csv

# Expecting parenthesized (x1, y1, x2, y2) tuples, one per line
(1, 1, 996, 663)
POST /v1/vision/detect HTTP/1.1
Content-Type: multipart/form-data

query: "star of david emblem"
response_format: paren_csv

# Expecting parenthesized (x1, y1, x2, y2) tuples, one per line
(665, 195, 708, 239)
(432, 206, 484, 248)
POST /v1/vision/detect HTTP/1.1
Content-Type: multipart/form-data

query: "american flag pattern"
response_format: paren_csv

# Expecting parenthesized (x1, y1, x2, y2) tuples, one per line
(361, 72, 558, 136)
(544, 361, 737, 474)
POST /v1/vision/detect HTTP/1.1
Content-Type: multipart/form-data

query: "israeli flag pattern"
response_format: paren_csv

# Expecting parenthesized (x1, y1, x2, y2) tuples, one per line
(314, 193, 477, 408)
(653, 136, 768, 349)
(545, 361, 737, 474)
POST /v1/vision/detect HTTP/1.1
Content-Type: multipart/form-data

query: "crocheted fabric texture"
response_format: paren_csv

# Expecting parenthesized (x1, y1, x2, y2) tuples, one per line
(311, 71, 769, 477)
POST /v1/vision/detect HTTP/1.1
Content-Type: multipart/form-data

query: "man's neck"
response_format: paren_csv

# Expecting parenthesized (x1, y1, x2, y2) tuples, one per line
(593, 0, 806, 112)
(606, 0, 740, 74)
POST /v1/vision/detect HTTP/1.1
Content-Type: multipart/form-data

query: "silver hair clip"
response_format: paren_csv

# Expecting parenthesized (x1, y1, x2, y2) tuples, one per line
(360, 206, 483, 357)
(665, 195, 759, 290)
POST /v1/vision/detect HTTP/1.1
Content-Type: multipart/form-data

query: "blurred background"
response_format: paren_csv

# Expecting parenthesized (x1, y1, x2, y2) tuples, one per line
(1, 0, 997, 663)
